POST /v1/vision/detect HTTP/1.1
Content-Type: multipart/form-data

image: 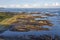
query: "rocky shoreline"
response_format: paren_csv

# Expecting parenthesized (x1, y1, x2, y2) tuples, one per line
(9, 12, 54, 32)
(0, 12, 57, 32)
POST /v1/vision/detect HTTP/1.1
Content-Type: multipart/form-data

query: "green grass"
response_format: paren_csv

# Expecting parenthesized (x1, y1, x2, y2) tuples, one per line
(0, 12, 13, 22)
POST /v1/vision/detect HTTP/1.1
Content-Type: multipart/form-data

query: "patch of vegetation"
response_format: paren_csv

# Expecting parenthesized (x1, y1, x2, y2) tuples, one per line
(0, 12, 14, 22)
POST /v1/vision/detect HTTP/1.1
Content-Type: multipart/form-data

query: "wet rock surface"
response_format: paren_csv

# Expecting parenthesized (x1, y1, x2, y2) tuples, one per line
(9, 12, 54, 32)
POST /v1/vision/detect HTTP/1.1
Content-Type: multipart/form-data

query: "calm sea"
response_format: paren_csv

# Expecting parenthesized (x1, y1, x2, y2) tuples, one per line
(0, 8, 60, 37)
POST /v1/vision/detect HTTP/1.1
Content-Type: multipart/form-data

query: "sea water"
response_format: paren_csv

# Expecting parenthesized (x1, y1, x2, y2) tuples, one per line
(0, 8, 60, 37)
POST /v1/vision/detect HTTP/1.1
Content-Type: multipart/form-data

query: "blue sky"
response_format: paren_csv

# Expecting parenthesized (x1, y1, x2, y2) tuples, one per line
(0, 0, 60, 8)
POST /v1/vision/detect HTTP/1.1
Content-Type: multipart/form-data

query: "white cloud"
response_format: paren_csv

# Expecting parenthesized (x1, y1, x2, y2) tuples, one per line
(16, 4, 21, 8)
(44, 2, 60, 8)
(9, 4, 21, 8)
(52, 2, 60, 6)
(0, 5, 2, 7)
(32, 4, 41, 8)
(44, 3, 49, 6)
(0, 4, 41, 8)
(21, 4, 40, 8)
(23, 4, 30, 8)
(9, 5, 15, 8)
(0, 5, 8, 8)
(0, 3, 60, 8)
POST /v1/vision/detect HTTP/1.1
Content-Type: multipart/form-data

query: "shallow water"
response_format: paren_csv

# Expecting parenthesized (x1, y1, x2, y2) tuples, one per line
(0, 8, 60, 37)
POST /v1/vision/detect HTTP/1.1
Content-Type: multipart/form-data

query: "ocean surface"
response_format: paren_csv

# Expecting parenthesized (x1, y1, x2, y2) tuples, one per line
(0, 8, 60, 37)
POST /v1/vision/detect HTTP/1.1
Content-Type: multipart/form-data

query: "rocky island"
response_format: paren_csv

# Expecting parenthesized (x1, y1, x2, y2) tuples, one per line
(0, 12, 56, 32)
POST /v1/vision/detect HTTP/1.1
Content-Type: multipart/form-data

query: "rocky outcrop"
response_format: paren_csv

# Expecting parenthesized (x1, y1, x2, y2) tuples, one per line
(9, 12, 53, 32)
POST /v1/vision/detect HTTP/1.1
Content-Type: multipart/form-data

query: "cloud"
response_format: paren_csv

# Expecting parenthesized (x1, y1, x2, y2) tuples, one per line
(44, 3, 49, 6)
(9, 4, 21, 8)
(52, 2, 60, 6)
(23, 4, 31, 8)
(0, 5, 8, 8)
(0, 3, 60, 8)
(16, 5, 21, 8)
(22, 4, 40, 8)
(44, 2, 60, 8)
(9, 5, 15, 8)
(32, 4, 41, 8)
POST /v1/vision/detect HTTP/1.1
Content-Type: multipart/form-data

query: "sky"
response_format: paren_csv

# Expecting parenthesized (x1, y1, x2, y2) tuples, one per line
(0, 0, 60, 8)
